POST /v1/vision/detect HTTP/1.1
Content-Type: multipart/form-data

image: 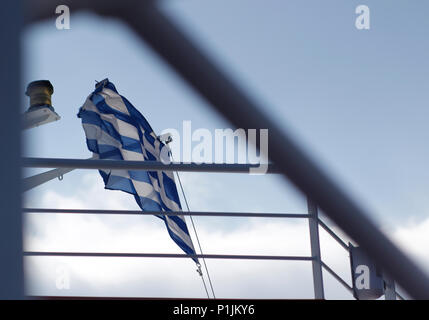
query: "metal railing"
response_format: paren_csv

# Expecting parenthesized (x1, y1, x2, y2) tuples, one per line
(23, 160, 402, 299)
(22, 203, 342, 299)
(23, 204, 403, 299)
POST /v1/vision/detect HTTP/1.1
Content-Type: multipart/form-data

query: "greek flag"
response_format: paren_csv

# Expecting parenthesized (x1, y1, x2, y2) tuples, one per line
(77, 79, 197, 262)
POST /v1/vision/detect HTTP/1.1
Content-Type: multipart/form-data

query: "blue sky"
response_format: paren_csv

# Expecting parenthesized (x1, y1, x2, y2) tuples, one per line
(22, 1, 429, 299)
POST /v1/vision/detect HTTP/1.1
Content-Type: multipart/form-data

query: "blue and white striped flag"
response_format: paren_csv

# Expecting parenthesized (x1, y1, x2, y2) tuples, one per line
(77, 79, 197, 262)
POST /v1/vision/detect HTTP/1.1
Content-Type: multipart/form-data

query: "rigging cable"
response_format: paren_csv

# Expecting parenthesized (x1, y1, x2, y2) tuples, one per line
(171, 154, 216, 299)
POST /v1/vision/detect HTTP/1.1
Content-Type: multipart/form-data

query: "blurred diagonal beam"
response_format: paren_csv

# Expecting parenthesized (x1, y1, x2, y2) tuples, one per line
(0, 1, 24, 299)
(25, 1, 429, 298)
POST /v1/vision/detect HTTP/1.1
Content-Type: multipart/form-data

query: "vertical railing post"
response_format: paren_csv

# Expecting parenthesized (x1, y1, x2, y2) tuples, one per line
(384, 276, 396, 300)
(307, 198, 325, 299)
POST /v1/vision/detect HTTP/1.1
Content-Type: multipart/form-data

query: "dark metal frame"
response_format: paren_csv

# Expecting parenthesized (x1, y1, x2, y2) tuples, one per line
(0, 1, 24, 300)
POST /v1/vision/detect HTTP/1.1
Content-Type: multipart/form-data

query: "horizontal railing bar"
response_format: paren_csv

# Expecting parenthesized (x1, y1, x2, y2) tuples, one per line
(23, 208, 310, 219)
(27, 295, 223, 300)
(24, 251, 314, 261)
(28, 295, 308, 300)
(22, 157, 279, 174)
(321, 261, 353, 294)
(318, 219, 349, 251)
